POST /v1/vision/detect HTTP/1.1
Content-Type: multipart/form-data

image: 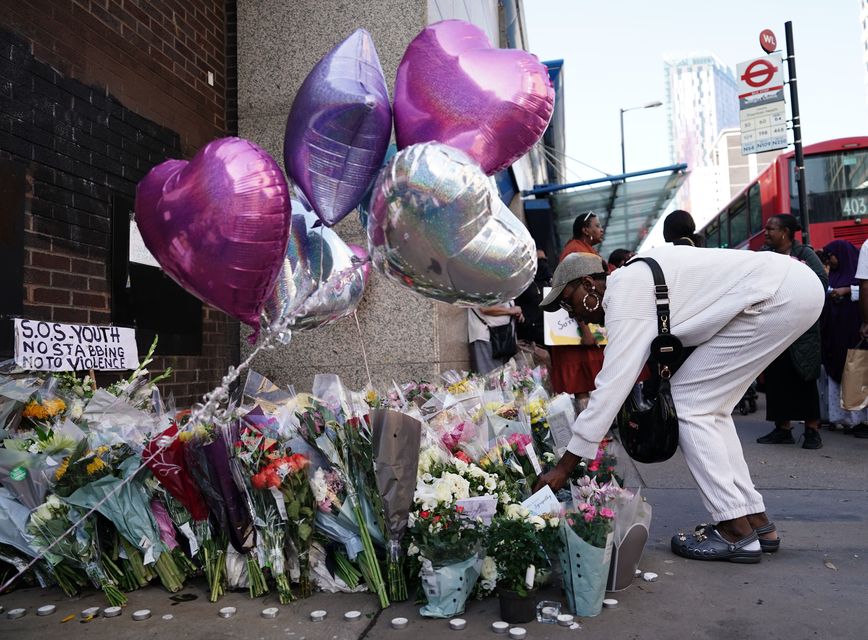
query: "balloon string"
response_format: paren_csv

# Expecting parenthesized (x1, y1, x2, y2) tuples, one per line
(352, 310, 373, 388)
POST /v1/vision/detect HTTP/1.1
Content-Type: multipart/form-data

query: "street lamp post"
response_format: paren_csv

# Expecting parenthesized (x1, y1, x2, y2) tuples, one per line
(618, 100, 663, 249)
(619, 100, 663, 175)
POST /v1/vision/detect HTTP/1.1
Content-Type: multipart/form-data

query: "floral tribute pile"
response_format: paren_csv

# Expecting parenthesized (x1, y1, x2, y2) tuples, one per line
(0, 349, 646, 618)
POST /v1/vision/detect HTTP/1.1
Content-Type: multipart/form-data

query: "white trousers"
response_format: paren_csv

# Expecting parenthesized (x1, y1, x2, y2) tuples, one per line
(670, 263, 824, 521)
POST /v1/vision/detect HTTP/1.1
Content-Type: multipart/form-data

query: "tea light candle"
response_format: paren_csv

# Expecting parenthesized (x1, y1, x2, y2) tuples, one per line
(449, 618, 467, 630)
(524, 564, 536, 589)
(218, 607, 236, 619)
(6, 608, 26, 620)
(261, 607, 280, 619)
(36, 605, 56, 616)
(162, 614, 174, 621)
(103, 607, 123, 618)
(309, 610, 327, 622)
(603, 598, 618, 608)
(80, 606, 100, 619)
(344, 610, 362, 621)
(556, 614, 574, 627)
(508, 627, 527, 640)
(491, 621, 510, 634)
(391, 617, 409, 630)
(132, 609, 152, 621)
(642, 572, 658, 582)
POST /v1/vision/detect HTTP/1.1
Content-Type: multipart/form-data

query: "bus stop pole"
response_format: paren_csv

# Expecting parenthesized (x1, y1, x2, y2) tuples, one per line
(785, 21, 810, 245)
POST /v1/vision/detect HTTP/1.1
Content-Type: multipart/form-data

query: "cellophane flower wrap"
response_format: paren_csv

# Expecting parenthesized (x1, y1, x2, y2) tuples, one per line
(408, 504, 482, 618)
(296, 384, 389, 609)
(559, 503, 615, 617)
(370, 408, 423, 601)
(26, 494, 126, 605)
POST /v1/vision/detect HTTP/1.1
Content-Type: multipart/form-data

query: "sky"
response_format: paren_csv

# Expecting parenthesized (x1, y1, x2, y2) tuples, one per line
(524, 1, 868, 188)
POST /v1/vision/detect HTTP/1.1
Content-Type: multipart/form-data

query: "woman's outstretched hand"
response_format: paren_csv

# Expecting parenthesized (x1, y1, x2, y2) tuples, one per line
(533, 451, 581, 493)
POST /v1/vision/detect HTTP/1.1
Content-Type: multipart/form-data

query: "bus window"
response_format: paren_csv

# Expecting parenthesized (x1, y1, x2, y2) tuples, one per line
(790, 148, 868, 222)
(705, 220, 719, 248)
(719, 214, 730, 248)
(729, 197, 748, 247)
(748, 182, 762, 233)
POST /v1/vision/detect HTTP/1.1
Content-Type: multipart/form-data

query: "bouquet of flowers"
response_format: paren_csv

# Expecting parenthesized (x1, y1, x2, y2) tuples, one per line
(408, 504, 483, 618)
(251, 452, 316, 601)
(26, 494, 126, 605)
(571, 436, 622, 486)
(370, 408, 422, 602)
(296, 393, 389, 608)
(183, 420, 256, 599)
(559, 502, 615, 617)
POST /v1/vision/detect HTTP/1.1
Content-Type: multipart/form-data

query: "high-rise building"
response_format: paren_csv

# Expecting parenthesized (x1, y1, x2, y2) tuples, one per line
(861, 0, 868, 104)
(662, 53, 739, 225)
(664, 53, 739, 170)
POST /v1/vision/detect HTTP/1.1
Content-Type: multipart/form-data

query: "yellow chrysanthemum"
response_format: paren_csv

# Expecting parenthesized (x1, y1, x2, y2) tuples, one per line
(96, 445, 110, 455)
(365, 389, 379, 404)
(54, 458, 70, 481)
(86, 457, 106, 475)
(447, 380, 470, 395)
(22, 401, 49, 419)
(43, 398, 67, 416)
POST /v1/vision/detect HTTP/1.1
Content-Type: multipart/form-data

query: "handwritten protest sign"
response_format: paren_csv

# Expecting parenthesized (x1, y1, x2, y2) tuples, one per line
(542, 287, 581, 346)
(14, 319, 138, 371)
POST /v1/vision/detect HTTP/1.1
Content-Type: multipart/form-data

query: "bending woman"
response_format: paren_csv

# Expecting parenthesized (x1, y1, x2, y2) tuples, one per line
(535, 246, 824, 563)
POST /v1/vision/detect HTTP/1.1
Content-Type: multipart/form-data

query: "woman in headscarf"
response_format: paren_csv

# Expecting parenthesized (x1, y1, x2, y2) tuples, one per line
(535, 246, 824, 563)
(820, 240, 867, 432)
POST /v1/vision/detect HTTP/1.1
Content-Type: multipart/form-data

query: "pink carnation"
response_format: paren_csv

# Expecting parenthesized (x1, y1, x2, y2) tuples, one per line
(600, 507, 615, 519)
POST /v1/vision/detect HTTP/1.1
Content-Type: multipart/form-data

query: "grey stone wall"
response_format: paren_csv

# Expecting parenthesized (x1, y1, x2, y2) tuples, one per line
(237, 0, 470, 391)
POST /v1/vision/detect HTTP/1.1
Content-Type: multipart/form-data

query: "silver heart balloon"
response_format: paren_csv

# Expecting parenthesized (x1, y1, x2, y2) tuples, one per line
(367, 142, 536, 305)
(262, 200, 318, 326)
(291, 210, 371, 331)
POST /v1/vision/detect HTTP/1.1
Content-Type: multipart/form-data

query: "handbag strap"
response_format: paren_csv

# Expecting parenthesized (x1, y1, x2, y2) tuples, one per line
(626, 257, 671, 336)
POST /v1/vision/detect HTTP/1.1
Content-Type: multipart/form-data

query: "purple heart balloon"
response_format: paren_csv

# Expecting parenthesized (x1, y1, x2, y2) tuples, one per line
(135, 137, 292, 334)
(284, 28, 392, 227)
(394, 20, 555, 175)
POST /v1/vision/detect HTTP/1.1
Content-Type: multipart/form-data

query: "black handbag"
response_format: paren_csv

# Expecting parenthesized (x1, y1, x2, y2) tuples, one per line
(474, 310, 518, 359)
(616, 257, 690, 464)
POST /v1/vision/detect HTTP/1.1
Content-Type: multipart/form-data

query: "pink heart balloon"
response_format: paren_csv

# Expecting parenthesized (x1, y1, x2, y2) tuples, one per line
(135, 137, 292, 334)
(394, 20, 555, 175)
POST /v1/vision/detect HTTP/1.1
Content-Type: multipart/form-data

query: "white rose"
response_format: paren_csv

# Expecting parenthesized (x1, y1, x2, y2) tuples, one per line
(407, 543, 420, 556)
(505, 504, 523, 520)
(421, 472, 433, 483)
(548, 517, 560, 528)
(484, 477, 498, 492)
(453, 458, 469, 473)
(528, 515, 546, 531)
(467, 464, 485, 478)
(499, 492, 512, 504)
(433, 480, 453, 504)
(70, 399, 85, 420)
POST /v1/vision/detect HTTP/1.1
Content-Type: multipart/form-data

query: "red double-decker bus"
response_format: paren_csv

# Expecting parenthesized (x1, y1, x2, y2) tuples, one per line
(701, 137, 868, 250)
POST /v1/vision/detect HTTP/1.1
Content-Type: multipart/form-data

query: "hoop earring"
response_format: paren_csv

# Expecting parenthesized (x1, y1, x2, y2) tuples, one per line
(582, 292, 600, 312)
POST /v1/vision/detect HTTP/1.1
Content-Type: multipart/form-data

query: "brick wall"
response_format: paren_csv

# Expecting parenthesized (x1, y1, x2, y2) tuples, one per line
(0, 1, 240, 406)
(0, 0, 228, 154)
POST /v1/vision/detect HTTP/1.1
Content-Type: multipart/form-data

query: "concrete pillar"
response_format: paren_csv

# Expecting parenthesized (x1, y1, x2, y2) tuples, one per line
(237, 0, 474, 391)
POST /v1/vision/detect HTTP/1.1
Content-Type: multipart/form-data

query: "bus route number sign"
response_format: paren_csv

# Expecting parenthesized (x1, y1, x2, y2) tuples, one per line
(841, 196, 868, 218)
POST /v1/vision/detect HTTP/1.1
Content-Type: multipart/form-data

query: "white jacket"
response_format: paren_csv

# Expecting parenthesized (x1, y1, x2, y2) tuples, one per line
(568, 245, 822, 458)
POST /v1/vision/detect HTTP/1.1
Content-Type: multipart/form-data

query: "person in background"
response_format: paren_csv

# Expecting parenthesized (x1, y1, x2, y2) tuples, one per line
(549, 212, 608, 404)
(858, 238, 868, 340)
(516, 249, 552, 349)
(607, 248, 635, 268)
(663, 209, 704, 247)
(535, 247, 825, 562)
(825, 239, 868, 439)
(467, 302, 523, 375)
(757, 214, 827, 449)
